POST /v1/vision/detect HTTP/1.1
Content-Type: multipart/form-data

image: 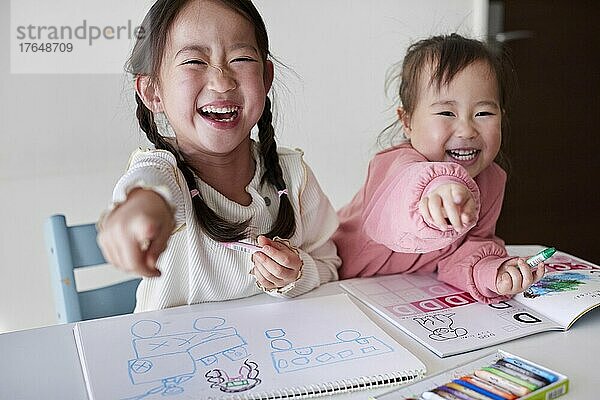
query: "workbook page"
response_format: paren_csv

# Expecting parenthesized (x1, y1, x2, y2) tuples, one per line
(513, 251, 600, 329)
(340, 274, 560, 357)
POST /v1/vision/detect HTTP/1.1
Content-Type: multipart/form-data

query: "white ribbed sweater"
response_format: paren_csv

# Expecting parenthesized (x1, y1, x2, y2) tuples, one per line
(113, 144, 341, 312)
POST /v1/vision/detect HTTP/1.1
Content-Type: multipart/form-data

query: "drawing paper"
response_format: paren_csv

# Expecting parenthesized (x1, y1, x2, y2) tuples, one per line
(73, 294, 426, 399)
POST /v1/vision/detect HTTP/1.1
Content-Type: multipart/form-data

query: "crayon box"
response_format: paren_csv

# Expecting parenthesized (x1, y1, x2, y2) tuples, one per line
(372, 349, 568, 400)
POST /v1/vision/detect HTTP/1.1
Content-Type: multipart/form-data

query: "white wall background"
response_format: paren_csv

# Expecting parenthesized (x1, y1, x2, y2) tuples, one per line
(0, 0, 487, 333)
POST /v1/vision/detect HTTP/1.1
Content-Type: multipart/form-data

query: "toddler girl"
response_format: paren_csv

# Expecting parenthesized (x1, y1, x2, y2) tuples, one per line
(334, 34, 544, 303)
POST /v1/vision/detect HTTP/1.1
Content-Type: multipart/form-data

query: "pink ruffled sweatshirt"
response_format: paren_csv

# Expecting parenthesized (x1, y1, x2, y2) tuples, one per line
(334, 143, 514, 303)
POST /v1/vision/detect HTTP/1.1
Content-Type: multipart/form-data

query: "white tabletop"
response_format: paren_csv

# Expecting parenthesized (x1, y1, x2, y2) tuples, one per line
(2, 246, 599, 399)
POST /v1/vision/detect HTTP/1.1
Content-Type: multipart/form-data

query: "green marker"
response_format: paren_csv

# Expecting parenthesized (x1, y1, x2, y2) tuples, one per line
(526, 247, 556, 268)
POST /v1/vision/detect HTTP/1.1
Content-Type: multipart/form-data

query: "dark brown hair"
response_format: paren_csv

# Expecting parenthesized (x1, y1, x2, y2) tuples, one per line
(126, 0, 295, 241)
(381, 33, 517, 170)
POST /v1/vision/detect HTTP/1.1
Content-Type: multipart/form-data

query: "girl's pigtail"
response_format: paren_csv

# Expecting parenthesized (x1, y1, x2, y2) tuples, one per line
(135, 93, 250, 241)
(257, 97, 296, 239)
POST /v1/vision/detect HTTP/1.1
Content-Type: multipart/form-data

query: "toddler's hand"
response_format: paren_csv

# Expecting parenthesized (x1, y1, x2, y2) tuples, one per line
(97, 188, 175, 278)
(251, 235, 303, 292)
(419, 183, 477, 233)
(496, 258, 546, 295)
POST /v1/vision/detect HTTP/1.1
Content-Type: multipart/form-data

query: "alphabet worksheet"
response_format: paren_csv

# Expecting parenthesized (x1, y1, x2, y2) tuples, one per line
(341, 250, 600, 357)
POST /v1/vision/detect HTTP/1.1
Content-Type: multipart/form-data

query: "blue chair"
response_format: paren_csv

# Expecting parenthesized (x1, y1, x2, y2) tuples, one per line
(44, 214, 141, 323)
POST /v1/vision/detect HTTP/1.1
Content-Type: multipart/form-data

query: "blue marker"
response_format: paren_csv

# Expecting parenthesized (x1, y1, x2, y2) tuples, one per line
(451, 379, 506, 400)
(501, 357, 558, 383)
(526, 247, 556, 268)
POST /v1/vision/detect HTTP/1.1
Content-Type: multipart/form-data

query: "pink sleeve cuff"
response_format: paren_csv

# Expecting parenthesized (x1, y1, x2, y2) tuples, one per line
(471, 255, 515, 304)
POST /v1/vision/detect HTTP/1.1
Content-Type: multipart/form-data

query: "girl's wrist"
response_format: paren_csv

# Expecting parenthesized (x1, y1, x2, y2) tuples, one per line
(258, 268, 302, 294)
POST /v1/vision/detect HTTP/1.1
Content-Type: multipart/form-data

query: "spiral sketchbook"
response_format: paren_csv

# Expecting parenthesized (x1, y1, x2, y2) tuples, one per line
(73, 294, 426, 400)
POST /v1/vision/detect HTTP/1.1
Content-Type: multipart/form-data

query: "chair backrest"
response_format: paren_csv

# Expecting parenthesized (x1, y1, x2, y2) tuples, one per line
(44, 214, 141, 323)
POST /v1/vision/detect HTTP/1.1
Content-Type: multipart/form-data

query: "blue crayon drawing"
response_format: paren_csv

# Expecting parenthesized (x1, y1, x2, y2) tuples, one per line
(265, 328, 394, 373)
(123, 317, 257, 399)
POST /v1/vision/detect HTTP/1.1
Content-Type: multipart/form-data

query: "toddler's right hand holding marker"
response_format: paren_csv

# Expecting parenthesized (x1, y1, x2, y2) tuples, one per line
(496, 258, 546, 295)
(419, 183, 477, 233)
(97, 188, 175, 278)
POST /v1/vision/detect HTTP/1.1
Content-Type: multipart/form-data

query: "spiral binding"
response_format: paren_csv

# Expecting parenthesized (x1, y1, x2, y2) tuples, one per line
(228, 368, 425, 400)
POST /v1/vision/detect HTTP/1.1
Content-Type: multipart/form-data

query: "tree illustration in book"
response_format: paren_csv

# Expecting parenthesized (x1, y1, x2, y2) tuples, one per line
(524, 253, 600, 298)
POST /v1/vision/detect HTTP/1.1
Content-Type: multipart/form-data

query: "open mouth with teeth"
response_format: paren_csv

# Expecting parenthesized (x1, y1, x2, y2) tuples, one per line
(446, 148, 480, 161)
(199, 105, 239, 123)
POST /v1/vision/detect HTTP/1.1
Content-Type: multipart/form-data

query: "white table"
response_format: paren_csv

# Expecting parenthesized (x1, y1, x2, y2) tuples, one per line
(2, 246, 598, 399)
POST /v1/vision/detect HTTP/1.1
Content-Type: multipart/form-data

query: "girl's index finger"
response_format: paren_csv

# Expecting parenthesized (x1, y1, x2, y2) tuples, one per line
(438, 191, 464, 232)
(260, 245, 297, 270)
(451, 186, 465, 205)
(532, 263, 546, 282)
(122, 239, 160, 277)
(442, 201, 463, 232)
